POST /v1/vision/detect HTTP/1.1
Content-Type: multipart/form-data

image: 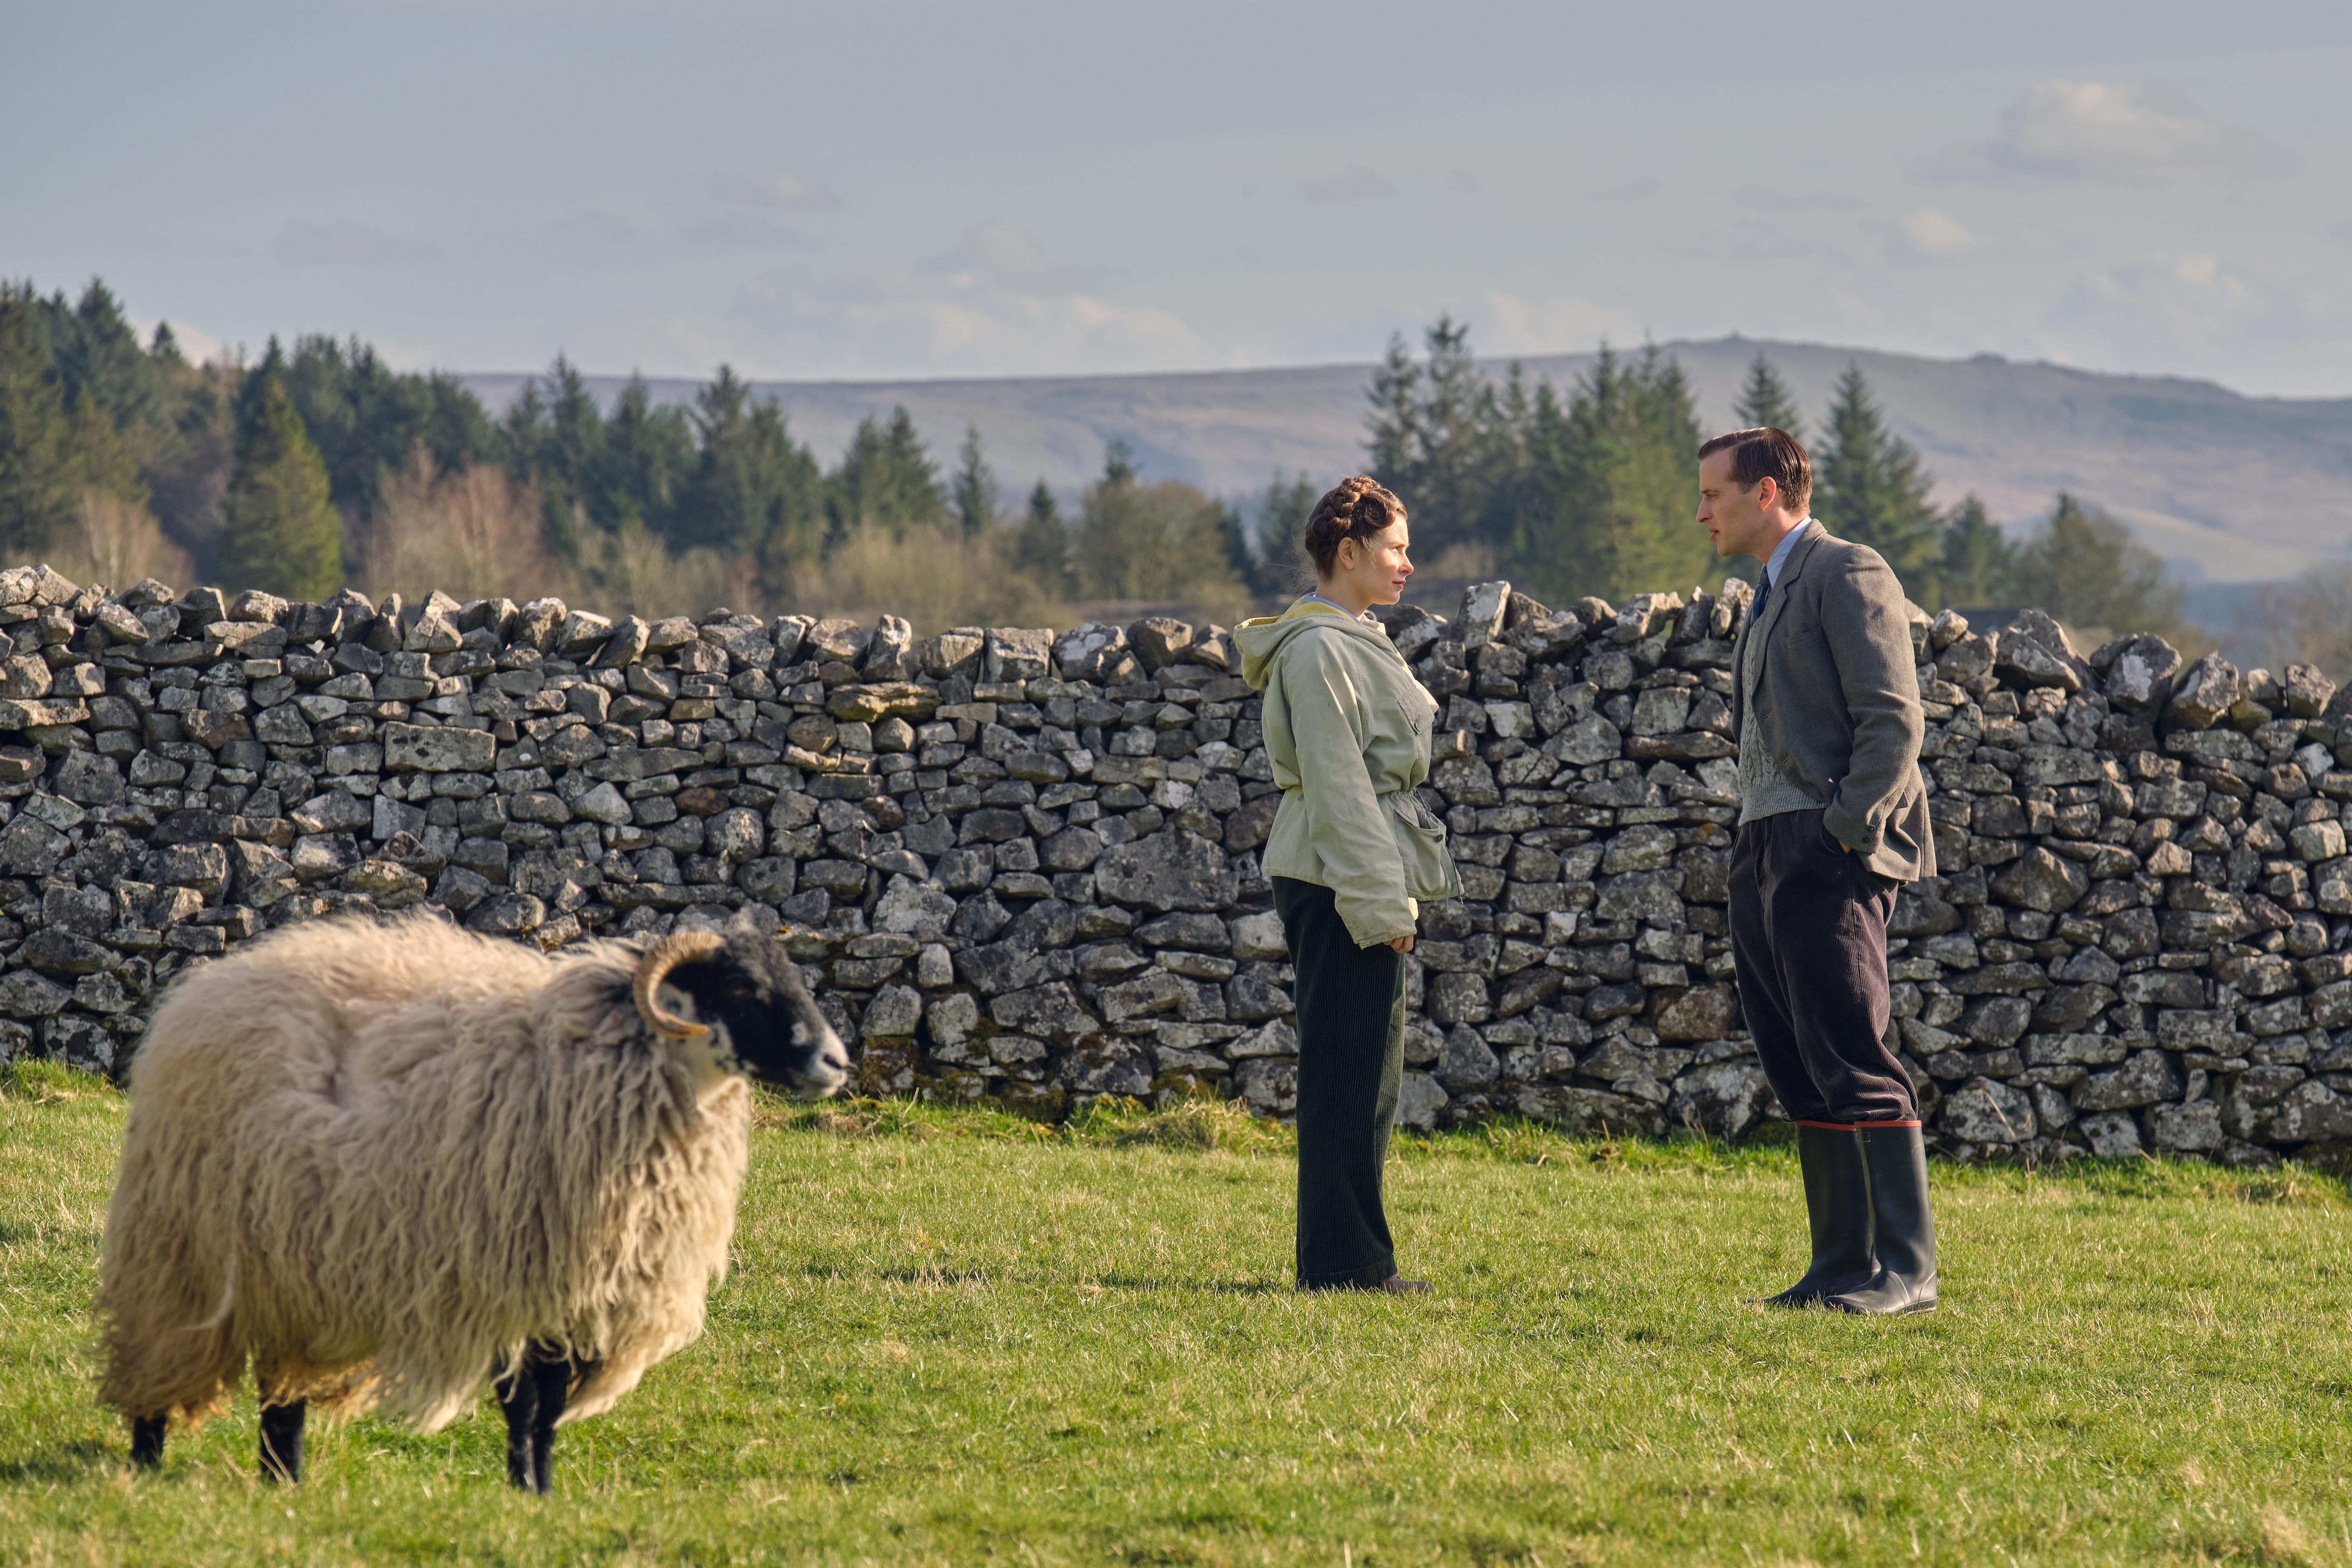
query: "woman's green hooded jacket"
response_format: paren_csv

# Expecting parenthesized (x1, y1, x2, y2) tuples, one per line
(1235, 597, 1462, 948)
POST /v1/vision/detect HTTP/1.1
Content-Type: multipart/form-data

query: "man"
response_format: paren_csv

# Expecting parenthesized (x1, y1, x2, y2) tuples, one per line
(1700, 426, 1937, 1316)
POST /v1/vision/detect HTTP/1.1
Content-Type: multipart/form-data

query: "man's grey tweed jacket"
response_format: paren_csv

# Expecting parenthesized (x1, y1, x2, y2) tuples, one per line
(1727, 520, 1936, 883)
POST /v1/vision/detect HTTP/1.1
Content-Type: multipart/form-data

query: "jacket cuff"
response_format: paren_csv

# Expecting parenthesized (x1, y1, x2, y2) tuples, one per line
(1339, 904, 1416, 948)
(1345, 907, 1411, 945)
(1822, 797, 1881, 855)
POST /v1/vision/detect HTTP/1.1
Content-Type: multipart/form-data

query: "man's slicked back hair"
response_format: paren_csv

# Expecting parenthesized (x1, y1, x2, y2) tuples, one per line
(1698, 427, 1812, 515)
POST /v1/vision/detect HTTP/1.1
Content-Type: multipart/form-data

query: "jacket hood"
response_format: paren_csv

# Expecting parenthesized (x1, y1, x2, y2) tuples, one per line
(1235, 597, 1402, 689)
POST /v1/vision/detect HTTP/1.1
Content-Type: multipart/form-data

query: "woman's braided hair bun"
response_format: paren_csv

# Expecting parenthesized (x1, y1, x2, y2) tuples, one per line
(1303, 476, 1403, 576)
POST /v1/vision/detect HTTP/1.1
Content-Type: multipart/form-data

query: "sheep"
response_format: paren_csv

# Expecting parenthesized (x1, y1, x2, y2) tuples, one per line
(95, 908, 849, 1492)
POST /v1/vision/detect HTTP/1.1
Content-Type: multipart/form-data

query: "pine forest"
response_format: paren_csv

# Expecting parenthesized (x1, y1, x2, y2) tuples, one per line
(0, 279, 2236, 653)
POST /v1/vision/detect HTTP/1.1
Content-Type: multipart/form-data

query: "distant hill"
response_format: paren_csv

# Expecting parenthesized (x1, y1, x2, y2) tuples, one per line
(463, 337, 2352, 587)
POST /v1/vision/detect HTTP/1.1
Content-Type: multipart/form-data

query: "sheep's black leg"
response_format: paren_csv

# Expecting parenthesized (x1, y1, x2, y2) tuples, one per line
(129, 1415, 165, 1469)
(496, 1361, 540, 1491)
(259, 1400, 305, 1484)
(527, 1349, 570, 1495)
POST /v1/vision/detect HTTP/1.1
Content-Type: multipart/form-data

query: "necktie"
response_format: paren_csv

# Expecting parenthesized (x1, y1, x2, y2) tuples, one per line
(1749, 570, 1770, 630)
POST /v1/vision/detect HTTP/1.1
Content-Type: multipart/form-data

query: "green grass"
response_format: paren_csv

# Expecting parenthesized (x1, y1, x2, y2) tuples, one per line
(7, 1059, 2352, 1567)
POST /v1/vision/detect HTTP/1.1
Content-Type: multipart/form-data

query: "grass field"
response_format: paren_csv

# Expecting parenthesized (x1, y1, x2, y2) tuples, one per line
(6, 1059, 2352, 1567)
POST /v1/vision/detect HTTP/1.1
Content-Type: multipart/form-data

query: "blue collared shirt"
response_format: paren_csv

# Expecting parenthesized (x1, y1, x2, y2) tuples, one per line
(1762, 519, 1811, 587)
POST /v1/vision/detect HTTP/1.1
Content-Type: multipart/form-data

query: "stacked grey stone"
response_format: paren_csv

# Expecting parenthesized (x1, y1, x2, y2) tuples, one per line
(0, 560, 2346, 1168)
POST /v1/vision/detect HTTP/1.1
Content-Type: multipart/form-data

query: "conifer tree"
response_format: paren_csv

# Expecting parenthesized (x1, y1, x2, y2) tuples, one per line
(1733, 351, 1803, 441)
(1364, 315, 1504, 557)
(1257, 472, 1320, 590)
(1509, 346, 1708, 604)
(1481, 363, 1537, 544)
(1014, 479, 1071, 597)
(285, 335, 499, 521)
(1932, 495, 2020, 608)
(2016, 493, 2184, 639)
(1364, 334, 1421, 485)
(217, 375, 343, 599)
(140, 334, 237, 556)
(53, 281, 163, 446)
(500, 376, 551, 494)
(682, 366, 823, 570)
(951, 426, 997, 536)
(1215, 502, 1274, 596)
(1813, 362, 1941, 582)
(827, 406, 946, 540)
(528, 355, 606, 560)
(65, 393, 145, 508)
(114, 302, 224, 514)
(0, 290, 79, 558)
(597, 374, 695, 538)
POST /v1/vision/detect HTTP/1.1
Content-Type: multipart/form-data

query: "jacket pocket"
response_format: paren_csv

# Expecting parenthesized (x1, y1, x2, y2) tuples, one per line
(1386, 790, 1463, 901)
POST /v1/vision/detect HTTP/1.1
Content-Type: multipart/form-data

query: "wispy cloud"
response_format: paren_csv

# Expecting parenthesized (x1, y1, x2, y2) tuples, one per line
(679, 212, 812, 250)
(2047, 254, 2341, 357)
(1301, 166, 1392, 203)
(278, 221, 436, 266)
(1476, 289, 1645, 354)
(727, 273, 1210, 376)
(1877, 208, 2060, 265)
(554, 210, 634, 244)
(705, 168, 843, 211)
(915, 224, 1040, 280)
(912, 225, 1102, 294)
(1934, 81, 2285, 183)
(1665, 225, 1845, 266)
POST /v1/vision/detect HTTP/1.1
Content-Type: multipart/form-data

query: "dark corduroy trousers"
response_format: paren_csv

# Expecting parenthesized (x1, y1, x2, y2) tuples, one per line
(1729, 808, 1918, 1127)
(1273, 876, 1406, 1288)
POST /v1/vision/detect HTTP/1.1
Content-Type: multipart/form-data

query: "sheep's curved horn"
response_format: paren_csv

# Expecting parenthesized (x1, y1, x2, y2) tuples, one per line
(632, 931, 728, 1038)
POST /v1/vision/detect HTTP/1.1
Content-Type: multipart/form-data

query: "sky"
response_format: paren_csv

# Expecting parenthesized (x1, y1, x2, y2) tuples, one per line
(8, 0, 2352, 397)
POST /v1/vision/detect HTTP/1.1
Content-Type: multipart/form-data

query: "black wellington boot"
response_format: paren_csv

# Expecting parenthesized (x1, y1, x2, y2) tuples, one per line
(1762, 1123, 1876, 1307)
(1825, 1124, 1938, 1316)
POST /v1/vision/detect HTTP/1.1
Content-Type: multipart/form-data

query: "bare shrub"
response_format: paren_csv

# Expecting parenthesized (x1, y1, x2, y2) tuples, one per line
(566, 518, 737, 621)
(2243, 566, 2352, 683)
(789, 523, 1062, 632)
(47, 491, 195, 594)
(359, 451, 558, 605)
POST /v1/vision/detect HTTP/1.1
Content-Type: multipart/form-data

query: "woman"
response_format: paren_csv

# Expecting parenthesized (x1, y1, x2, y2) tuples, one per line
(1235, 476, 1462, 1293)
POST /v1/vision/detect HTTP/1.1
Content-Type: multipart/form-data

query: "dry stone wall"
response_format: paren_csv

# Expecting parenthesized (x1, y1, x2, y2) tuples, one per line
(1, 562, 2349, 1166)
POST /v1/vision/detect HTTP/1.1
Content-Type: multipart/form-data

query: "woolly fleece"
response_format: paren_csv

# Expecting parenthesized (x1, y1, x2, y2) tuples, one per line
(96, 915, 753, 1435)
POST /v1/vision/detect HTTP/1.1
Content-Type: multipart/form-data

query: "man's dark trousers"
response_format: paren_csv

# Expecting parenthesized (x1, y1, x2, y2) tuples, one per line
(1273, 876, 1406, 1287)
(1729, 808, 1917, 1127)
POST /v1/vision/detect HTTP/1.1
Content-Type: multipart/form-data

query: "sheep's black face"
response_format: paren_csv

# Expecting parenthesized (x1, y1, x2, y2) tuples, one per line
(666, 925, 849, 1098)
